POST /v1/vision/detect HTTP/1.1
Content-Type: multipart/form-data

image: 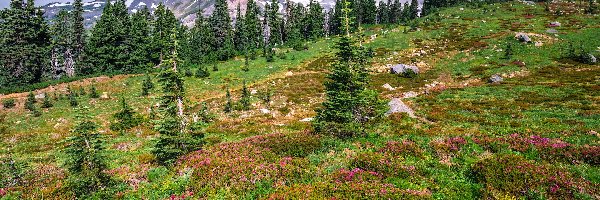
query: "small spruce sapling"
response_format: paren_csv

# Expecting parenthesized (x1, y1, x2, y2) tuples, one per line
(110, 97, 142, 132)
(239, 81, 252, 111)
(224, 89, 233, 113)
(41, 94, 53, 108)
(141, 74, 154, 96)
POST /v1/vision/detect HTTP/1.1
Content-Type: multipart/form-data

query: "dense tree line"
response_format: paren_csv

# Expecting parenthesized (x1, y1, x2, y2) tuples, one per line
(2, 0, 478, 92)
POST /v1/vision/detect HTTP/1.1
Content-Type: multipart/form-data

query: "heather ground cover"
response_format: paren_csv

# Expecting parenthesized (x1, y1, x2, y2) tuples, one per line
(1, 1, 599, 199)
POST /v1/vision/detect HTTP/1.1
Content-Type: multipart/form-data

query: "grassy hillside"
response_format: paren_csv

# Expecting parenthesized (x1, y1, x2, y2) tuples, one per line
(1, 1, 599, 199)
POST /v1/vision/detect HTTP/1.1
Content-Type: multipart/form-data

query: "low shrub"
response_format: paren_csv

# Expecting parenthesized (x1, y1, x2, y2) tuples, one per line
(2, 99, 15, 109)
(378, 140, 423, 157)
(470, 154, 598, 199)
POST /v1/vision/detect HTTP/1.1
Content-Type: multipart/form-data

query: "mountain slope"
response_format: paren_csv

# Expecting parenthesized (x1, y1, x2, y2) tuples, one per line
(40, 0, 336, 27)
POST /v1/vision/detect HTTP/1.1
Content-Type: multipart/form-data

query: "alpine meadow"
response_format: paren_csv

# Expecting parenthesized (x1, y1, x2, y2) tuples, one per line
(1, 0, 600, 199)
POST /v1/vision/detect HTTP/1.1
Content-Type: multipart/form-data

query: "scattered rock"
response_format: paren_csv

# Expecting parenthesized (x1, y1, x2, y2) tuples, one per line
(390, 64, 419, 75)
(549, 21, 561, 27)
(300, 117, 313, 122)
(386, 98, 416, 118)
(100, 92, 109, 99)
(546, 28, 558, 34)
(251, 90, 258, 95)
(402, 91, 419, 98)
(382, 83, 395, 91)
(260, 108, 270, 114)
(35, 93, 45, 99)
(523, 1, 536, 5)
(535, 41, 543, 47)
(488, 74, 503, 84)
(515, 32, 531, 43)
(285, 71, 294, 76)
(587, 54, 597, 63)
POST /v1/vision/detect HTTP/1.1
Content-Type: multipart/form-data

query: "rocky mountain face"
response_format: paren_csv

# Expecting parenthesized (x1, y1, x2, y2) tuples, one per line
(40, 0, 336, 27)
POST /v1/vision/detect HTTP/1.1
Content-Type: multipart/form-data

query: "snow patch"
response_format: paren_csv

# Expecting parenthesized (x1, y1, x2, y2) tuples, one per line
(138, 2, 146, 6)
(125, 0, 134, 7)
(48, 2, 71, 7)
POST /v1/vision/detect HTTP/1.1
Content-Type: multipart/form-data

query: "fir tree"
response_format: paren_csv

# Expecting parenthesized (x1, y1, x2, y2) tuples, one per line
(72, 0, 88, 74)
(153, 29, 203, 165)
(128, 6, 153, 71)
(41, 94, 53, 108)
(377, 0, 389, 24)
(245, 0, 263, 56)
(224, 89, 233, 113)
(211, 0, 235, 61)
(195, 66, 210, 78)
(25, 92, 37, 112)
(267, 0, 284, 46)
(87, 0, 131, 73)
(63, 107, 111, 197)
(110, 97, 142, 132)
(69, 92, 78, 107)
(141, 74, 154, 96)
(239, 81, 252, 110)
(313, 0, 386, 138)
(0, 0, 51, 88)
(233, 4, 247, 53)
(89, 85, 100, 98)
(329, 0, 343, 35)
(49, 10, 75, 79)
(306, 0, 325, 40)
(409, 0, 419, 20)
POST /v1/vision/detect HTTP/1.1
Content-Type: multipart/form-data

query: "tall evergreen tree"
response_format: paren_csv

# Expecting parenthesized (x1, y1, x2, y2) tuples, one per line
(267, 0, 284, 46)
(141, 74, 154, 96)
(128, 6, 153, 71)
(153, 3, 178, 65)
(244, 0, 263, 54)
(72, 0, 87, 74)
(153, 29, 203, 165)
(389, 0, 401, 23)
(64, 107, 111, 197)
(233, 4, 247, 53)
(211, 0, 235, 61)
(0, 0, 51, 88)
(329, 0, 344, 35)
(87, 0, 131, 73)
(360, 0, 377, 24)
(313, 0, 385, 138)
(409, 0, 419, 20)
(377, 0, 389, 24)
(187, 10, 214, 64)
(285, 2, 305, 49)
(306, 0, 325, 40)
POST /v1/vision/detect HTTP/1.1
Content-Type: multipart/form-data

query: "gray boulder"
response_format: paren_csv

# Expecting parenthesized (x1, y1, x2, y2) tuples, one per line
(35, 93, 45, 99)
(488, 74, 503, 84)
(587, 54, 597, 63)
(549, 21, 561, 27)
(515, 32, 531, 43)
(386, 98, 416, 118)
(546, 28, 558, 34)
(390, 64, 419, 75)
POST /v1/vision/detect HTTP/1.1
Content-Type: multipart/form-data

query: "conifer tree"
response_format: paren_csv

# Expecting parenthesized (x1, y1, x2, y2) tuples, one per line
(239, 81, 252, 110)
(153, 3, 178, 65)
(233, 4, 247, 53)
(244, 0, 263, 54)
(313, 0, 386, 138)
(0, 0, 51, 88)
(72, 0, 87, 74)
(377, 0, 389, 24)
(87, 0, 131, 73)
(389, 0, 401, 23)
(224, 89, 233, 113)
(211, 0, 235, 61)
(42, 94, 53, 108)
(329, 0, 344, 35)
(25, 92, 37, 112)
(69, 91, 78, 107)
(110, 97, 142, 132)
(49, 10, 75, 79)
(153, 29, 203, 165)
(89, 85, 100, 98)
(306, 0, 325, 40)
(141, 74, 154, 96)
(63, 107, 111, 197)
(128, 6, 153, 71)
(409, 0, 419, 20)
(267, 0, 284, 46)
(285, 2, 306, 50)
(187, 10, 215, 64)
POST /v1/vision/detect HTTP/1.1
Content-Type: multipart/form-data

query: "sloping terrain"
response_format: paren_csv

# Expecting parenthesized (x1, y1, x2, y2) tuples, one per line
(1, 1, 599, 199)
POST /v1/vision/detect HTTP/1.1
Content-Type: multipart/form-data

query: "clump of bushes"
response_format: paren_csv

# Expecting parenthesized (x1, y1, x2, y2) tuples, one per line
(245, 132, 321, 157)
(470, 154, 598, 199)
(2, 99, 15, 109)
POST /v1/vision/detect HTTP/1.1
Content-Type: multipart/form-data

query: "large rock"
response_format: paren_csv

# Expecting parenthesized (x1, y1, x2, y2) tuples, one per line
(549, 21, 561, 27)
(390, 64, 419, 75)
(386, 98, 416, 118)
(515, 32, 531, 43)
(587, 54, 597, 63)
(488, 74, 503, 84)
